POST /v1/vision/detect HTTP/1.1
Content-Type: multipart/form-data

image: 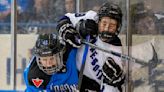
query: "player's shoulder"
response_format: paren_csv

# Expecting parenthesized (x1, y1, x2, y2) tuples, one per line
(27, 56, 52, 89)
(97, 36, 122, 46)
(85, 10, 97, 15)
(97, 37, 122, 53)
(104, 36, 122, 46)
(64, 10, 97, 26)
(85, 10, 98, 20)
(110, 36, 122, 46)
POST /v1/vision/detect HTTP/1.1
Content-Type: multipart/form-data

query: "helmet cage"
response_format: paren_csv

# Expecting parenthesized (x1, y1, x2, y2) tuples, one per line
(36, 52, 64, 75)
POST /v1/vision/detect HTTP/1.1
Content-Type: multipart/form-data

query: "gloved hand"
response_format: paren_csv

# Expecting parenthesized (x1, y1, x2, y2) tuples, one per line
(57, 16, 82, 48)
(76, 19, 98, 39)
(102, 57, 125, 87)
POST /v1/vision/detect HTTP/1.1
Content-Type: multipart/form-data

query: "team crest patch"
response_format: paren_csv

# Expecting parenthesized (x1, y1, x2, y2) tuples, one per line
(32, 78, 44, 88)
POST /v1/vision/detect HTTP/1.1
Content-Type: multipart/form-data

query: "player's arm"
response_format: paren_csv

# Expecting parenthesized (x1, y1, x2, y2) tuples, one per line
(56, 16, 82, 48)
(68, 11, 98, 40)
(56, 11, 98, 47)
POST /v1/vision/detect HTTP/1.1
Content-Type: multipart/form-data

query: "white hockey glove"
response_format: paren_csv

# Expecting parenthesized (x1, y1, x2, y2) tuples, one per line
(57, 16, 82, 48)
(102, 57, 125, 87)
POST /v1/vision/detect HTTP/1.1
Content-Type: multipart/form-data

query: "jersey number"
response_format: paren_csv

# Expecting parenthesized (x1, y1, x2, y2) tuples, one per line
(75, 13, 86, 17)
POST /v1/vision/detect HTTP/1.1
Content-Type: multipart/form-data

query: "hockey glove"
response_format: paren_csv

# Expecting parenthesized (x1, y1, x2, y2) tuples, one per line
(57, 16, 82, 48)
(102, 57, 125, 87)
(76, 19, 98, 39)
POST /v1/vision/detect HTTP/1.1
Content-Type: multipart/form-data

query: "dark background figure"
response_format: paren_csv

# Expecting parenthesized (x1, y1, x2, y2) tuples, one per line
(0, 0, 34, 34)
(0, 0, 10, 20)
(83, 0, 106, 12)
(18, 0, 65, 34)
(0, 0, 11, 34)
(64, 0, 75, 13)
(131, 2, 159, 35)
(157, 17, 164, 34)
(17, 0, 35, 34)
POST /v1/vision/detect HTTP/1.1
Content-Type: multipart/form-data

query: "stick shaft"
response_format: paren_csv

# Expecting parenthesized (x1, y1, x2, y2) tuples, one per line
(82, 40, 148, 66)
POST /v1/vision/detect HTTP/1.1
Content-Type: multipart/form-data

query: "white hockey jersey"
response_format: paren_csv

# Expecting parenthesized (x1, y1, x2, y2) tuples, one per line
(65, 10, 124, 92)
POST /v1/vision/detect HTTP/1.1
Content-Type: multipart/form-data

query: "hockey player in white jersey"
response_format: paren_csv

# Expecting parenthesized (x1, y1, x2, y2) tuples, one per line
(57, 2, 125, 92)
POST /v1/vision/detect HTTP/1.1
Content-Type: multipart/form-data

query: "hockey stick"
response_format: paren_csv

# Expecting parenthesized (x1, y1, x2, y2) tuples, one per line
(80, 39, 164, 89)
(78, 36, 90, 90)
(81, 40, 148, 66)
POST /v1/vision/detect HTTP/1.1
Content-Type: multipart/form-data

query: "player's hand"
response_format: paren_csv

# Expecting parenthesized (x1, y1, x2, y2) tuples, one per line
(57, 17, 82, 48)
(62, 28, 82, 48)
(102, 57, 125, 87)
(76, 19, 98, 39)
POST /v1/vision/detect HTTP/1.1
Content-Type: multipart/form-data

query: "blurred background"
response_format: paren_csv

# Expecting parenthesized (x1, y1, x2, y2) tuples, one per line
(0, 0, 163, 92)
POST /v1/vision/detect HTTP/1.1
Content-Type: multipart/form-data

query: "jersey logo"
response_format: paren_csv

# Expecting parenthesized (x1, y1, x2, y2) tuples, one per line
(32, 78, 44, 88)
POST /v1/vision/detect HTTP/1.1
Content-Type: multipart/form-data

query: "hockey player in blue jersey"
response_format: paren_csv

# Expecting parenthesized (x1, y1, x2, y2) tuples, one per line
(57, 2, 125, 92)
(24, 33, 79, 92)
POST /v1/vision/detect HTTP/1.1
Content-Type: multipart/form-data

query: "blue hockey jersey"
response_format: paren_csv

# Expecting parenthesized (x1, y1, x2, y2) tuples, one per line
(24, 49, 78, 92)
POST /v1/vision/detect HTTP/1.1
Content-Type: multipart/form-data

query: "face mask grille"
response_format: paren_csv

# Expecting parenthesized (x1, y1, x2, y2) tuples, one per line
(36, 52, 64, 75)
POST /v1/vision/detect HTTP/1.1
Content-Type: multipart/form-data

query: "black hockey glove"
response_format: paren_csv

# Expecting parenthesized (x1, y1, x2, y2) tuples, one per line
(57, 16, 82, 48)
(76, 19, 98, 39)
(102, 57, 125, 87)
